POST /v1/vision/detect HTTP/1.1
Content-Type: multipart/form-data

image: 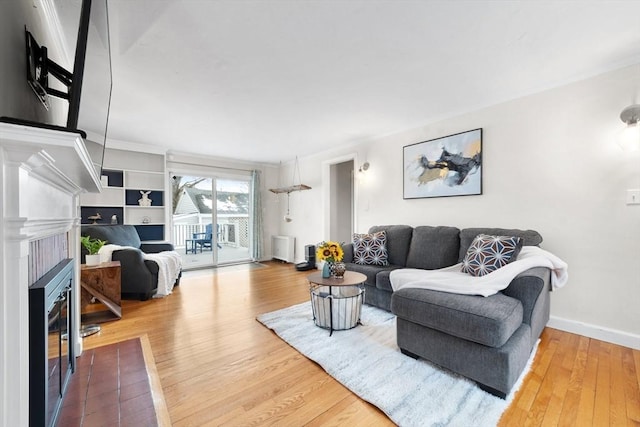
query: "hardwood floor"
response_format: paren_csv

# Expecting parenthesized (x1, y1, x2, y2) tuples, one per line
(81, 261, 640, 426)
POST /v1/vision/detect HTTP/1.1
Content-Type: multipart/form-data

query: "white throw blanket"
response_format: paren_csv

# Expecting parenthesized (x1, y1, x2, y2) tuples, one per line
(98, 244, 182, 298)
(390, 246, 568, 297)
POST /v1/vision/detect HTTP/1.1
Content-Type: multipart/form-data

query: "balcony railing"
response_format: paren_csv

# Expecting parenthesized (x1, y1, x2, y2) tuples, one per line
(172, 215, 249, 248)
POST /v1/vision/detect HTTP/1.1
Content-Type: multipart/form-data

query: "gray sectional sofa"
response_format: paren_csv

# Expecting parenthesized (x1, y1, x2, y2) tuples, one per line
(342, 225, 551, 397)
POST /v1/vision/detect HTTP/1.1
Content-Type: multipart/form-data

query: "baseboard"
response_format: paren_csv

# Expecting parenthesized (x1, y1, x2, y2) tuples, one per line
(548, 315, 640, 350)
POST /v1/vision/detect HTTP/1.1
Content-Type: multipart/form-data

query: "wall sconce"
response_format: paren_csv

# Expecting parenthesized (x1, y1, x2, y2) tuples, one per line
(358, 162, 370, 173)
(618, 104, 640, 152)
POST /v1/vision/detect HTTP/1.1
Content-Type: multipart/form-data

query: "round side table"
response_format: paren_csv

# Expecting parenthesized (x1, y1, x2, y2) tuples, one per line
(306, 271, 367, 336)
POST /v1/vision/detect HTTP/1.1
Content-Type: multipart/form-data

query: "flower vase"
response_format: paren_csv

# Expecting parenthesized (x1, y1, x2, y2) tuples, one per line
(322, 262, 331, 278)
(330, 261, 346, 278)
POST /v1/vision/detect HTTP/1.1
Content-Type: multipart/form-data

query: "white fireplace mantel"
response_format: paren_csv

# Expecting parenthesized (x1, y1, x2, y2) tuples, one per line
(0, 121, 101, 427)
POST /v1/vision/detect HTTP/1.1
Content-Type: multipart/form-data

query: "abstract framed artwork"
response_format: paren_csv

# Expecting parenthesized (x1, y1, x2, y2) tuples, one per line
(403, 128, 482, 199)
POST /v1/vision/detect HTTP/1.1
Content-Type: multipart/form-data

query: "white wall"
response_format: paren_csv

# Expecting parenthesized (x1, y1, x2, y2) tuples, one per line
(279, 64, 640, 348)
(0, 0, 70, 126)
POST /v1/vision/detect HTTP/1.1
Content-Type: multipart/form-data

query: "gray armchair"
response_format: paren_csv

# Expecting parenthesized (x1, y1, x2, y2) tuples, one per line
(81, 225, 181, 300)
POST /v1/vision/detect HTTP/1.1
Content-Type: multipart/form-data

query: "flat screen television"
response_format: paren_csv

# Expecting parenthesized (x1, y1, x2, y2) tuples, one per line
(69, 0, 112, 146)
(3, 0, 112, 174)
(74, 0, 113, 174)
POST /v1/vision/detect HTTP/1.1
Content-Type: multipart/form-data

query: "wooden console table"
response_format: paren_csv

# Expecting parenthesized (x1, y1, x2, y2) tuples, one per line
(80, 261, 122, 323)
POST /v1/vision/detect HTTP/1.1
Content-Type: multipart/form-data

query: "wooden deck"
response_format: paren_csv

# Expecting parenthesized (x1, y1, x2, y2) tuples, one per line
(176, 244, 251, 269)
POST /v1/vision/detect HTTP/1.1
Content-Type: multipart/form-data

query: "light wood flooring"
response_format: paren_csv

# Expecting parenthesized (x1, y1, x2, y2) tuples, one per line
(81, 261, 640, 426)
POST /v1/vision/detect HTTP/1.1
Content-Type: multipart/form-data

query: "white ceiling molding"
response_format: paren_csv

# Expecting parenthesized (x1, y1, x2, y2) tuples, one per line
(104, 135, 169, 155)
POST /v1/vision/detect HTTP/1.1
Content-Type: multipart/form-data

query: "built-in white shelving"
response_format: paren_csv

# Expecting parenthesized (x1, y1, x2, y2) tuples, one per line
(79, 149, 167, 240)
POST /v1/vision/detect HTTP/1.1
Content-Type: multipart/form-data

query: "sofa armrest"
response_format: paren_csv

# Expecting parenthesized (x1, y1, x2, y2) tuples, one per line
(111, 248, 156, 295)
(342, 243, 354, 263)
(502, 267, 551, 338)
(144, 259, 159, 275)
(140, 242, 175, 253)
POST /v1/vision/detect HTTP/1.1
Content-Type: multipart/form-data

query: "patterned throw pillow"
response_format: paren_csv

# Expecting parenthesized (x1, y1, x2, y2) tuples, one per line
(353, 231, 389, 266)
(461, 234, 523, 277)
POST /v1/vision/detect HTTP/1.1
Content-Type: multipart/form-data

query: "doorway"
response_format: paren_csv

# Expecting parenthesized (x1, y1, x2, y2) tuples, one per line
(328, 160, 354, 243)
(171, 174, 252, 269)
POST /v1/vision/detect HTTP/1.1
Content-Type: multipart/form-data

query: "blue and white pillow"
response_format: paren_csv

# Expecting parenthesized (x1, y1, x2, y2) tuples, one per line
(461, 234, 523, 277)
(353, 231, 389, 266)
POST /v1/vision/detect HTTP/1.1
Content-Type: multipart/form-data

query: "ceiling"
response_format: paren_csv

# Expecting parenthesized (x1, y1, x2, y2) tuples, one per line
(89, 1, 640, 163)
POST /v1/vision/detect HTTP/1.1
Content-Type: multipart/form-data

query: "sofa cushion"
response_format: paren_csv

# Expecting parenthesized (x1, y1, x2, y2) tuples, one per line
(82, 225, 142, 249)
(341, 243, 354, 263)
(405, 226, 460, 270)
(460, 234, 523, 277)
(368, 225, 413, 267)
(391, 288, 523, 348)
(458, 228, 542, 262)
(353, 231, 389, 265)
(343, 262, 398, 287)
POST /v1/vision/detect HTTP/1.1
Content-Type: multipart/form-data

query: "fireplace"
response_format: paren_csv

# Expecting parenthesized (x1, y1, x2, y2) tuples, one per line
(29, 259, 75, 427)
(0, 122, 101, 425)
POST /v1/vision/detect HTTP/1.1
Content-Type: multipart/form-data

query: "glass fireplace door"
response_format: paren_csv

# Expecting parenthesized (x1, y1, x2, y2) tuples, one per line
(30, 259, 74, 427)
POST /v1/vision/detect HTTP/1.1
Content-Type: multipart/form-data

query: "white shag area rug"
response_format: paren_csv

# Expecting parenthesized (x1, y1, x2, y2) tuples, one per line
(257, 301, 537, 427)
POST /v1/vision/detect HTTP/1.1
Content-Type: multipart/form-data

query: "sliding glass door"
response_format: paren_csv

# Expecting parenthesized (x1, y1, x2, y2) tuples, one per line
(216, 178, 251, 264)
(172, 174, 252, 269)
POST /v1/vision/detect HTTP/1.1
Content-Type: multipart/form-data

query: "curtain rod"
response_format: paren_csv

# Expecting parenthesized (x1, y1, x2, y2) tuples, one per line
(167, 159, 256, 173)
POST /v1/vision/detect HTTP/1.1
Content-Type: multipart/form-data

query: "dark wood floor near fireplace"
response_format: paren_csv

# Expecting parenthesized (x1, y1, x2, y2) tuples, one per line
(57, 338, 158, 426)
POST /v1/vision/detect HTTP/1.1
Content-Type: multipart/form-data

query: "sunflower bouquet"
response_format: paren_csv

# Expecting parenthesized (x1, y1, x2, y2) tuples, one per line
(316, 241, 344, 263)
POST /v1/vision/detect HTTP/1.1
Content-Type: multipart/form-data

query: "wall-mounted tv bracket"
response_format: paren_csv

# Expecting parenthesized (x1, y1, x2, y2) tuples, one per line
(25, 28, 73, 109)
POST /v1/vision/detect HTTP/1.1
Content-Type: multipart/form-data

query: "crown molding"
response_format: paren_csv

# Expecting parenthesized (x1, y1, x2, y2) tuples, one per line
(104, 135, 169, 155)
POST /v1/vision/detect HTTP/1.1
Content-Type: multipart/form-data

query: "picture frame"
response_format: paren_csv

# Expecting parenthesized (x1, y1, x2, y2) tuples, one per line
(403, 128, 482, 199)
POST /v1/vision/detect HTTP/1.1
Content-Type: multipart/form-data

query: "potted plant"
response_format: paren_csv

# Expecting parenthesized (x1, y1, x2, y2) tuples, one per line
(80, 236, 107, 266)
